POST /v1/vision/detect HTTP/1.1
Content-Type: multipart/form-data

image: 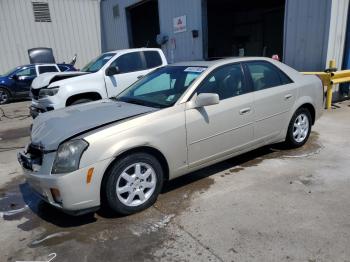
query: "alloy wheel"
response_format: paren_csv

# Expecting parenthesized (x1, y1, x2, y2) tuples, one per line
(293, 113, 309, 143)
(116, 162, 157, 207)
(0, 90, 9, 104)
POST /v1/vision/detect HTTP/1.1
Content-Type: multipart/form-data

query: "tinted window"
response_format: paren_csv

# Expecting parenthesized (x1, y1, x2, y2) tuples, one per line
(196, 64, 248, 100)
(58, 65, 69, 72)
(111, 52, 144, 73)
(16, 67, 36, 77)
(144, 51, 162, 69)
(38, 66, 58, 74)
(246, 62, 292, 91)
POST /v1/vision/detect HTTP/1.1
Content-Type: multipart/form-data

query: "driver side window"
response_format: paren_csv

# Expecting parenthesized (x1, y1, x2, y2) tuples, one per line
(16, 67, 36, 77)
(110, 52, 145, 74)
(195, 63, 248, 100)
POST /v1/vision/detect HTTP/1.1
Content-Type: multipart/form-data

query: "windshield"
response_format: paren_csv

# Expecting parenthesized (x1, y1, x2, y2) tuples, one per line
(1, 67, 19, 76)
(81, 53, 115, 73)
(116, 66, 207, 108)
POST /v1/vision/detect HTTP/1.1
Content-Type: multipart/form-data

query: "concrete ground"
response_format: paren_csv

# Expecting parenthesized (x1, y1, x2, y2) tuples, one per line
(0, 100, 350, 262)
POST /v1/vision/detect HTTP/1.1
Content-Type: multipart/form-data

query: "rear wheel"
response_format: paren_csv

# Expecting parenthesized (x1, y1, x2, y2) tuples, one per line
(102, 153, 164, 215)
(0, 88, 10, 105)
(285, 107, 312, 148)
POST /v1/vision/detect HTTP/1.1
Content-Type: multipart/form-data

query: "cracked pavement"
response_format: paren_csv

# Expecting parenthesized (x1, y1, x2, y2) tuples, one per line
(0, 100, 350, 262)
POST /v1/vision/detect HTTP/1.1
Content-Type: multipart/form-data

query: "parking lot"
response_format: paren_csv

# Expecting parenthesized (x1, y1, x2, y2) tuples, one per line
(0, 100, 349, 262)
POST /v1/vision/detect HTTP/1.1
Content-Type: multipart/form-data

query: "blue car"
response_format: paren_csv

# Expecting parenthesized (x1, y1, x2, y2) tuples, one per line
(0, 63, 76, 104)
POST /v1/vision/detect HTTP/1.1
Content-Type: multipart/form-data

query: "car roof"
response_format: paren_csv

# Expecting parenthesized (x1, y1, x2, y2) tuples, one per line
(105, 47, 162, 55)
(169, 57, 278, 68)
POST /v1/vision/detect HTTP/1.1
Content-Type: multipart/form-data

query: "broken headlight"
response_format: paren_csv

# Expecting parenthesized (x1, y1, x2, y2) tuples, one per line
(38, 87, 59, 98)
(52, 139, 89, 174)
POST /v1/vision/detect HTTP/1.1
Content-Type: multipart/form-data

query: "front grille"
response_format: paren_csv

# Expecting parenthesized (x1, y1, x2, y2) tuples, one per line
(27, 143, 43, 165)
(30, 88, 40, 100)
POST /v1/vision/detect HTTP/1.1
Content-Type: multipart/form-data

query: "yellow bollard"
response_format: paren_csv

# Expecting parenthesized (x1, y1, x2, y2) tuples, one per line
(326, 85, 333, 109)
(329, 59, 337, 70)
(325, 60, 336, 109)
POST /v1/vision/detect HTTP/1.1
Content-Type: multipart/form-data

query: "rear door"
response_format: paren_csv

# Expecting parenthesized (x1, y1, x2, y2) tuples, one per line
(185, 63, 255, 167)
(244, 61, 296, 144)
(104, 51, 150, 97)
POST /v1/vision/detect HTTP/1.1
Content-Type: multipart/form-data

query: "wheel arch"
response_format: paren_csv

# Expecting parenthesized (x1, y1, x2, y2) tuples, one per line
(0, 85, 13, 97)
(66, 92, 102, 106)
(297, 103, 316, 125)
(100, 146, 170, 200)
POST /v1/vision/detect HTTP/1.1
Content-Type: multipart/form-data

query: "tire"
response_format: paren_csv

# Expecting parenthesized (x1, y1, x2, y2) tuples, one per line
(284, 107, 312, 148)
(70, 98, 93, 106)
(102, 152, 164, 215)
(0, 88, 11, 105)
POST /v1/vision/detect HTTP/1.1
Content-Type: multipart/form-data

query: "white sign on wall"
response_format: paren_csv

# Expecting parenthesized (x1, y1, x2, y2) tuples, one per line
(173, 15, 187, 34)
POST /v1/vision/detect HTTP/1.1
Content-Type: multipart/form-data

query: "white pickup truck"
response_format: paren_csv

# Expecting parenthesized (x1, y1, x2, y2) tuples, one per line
(30, 48, 167, 118)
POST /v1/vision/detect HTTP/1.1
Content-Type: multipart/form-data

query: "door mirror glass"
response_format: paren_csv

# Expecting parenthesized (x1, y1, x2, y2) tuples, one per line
(12, 74, 18, 80)
(194, 93, 219, 108)
(105, 66, 120, 76)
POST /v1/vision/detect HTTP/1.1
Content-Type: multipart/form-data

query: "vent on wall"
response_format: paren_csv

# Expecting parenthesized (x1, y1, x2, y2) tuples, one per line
(32, 2, 51, 22)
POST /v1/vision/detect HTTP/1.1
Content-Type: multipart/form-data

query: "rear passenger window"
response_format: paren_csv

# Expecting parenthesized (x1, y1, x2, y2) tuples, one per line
(38, 66, 58, 74)
(58, 65, 69, 72)
(245, 62, 292, 91)
(111, 52, 145, 73)
(196, 63, 248, 100)
(144, 51, 162, 69)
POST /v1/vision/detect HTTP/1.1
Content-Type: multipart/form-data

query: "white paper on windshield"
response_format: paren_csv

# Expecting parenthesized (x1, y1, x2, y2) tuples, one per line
(103, 56, 113, 60)
(184, 67, 206, 73)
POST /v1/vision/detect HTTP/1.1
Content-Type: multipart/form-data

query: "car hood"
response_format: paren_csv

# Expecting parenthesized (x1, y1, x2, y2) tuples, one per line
(31, 100, 158, 151)
(31, 71, 89, 89)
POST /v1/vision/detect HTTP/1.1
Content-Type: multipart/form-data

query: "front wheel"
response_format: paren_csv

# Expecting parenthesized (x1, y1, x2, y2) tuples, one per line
(0, 88, 10, 105)
(284, 107, 312, 148)
(103, 153, 164, 215)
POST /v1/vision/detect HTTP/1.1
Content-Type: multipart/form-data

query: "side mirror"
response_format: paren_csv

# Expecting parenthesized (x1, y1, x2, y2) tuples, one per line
(105, 66, 120, 76)
(190, 93, 219, 108)
(11, 74, 18, 80)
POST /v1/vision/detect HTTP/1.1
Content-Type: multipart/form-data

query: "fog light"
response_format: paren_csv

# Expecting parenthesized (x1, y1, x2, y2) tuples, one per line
(50, 188, 62, 203)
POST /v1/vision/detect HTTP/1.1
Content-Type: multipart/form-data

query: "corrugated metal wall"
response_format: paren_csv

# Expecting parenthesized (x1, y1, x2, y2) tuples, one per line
(100, 0, 203, 63)
(283, 0, 332, 71)
(284, 0, 349, 71)
(0, 0, 101, 73)
(326, 0, 349, 69)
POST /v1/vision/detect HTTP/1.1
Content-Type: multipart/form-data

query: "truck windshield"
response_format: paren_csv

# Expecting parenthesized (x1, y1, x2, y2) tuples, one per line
(81, 53, 115, 73)
(116, 66, 207, 108)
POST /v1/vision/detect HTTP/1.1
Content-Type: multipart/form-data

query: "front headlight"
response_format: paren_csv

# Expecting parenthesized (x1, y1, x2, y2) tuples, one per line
(52, 139, 89, 174)
(38, 86, 59, 98)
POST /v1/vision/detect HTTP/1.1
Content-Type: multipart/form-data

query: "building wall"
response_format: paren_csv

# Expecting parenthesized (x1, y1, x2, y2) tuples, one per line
(100, 0, 203, 63)
(0, 0, 101, 73)
(283, 0, 332, 71)
(326, 0, 349, 69)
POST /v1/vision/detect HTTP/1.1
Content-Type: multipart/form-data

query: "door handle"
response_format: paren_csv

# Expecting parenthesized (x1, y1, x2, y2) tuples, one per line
(284, 94, 292, 100)
(239, 107, 251, 115)
(137, 75, 144, 79)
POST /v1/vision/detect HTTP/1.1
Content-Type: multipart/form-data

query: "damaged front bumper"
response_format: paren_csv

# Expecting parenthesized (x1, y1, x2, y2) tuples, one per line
(17, 149, 108, 216)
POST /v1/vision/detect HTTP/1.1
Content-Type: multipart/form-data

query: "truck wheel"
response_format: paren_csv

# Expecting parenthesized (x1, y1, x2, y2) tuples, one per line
(70, 98, 93, 106)
(102, 152, 164, 215)
(0, 88, 10, 105)
(284, 107, 312, 148)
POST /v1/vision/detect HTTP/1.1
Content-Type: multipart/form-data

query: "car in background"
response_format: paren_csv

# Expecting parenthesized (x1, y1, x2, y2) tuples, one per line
(29, 48, 167, 118)
(18, 57, 323, 216)
(0, 63, 76, 104)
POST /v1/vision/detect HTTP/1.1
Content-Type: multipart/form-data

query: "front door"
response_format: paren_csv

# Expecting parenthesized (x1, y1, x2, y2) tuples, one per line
(185, 63, 254, 167)
(13, 66, 37, 96)
(104, 51, 150, 97)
